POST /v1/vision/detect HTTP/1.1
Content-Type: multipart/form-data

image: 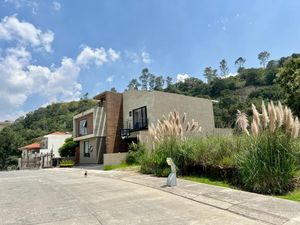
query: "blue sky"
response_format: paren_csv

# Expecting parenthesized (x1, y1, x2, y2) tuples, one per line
(0, 0, 300, 120)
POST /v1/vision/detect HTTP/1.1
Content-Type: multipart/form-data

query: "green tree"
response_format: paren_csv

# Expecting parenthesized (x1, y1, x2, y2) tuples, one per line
(139, 68, 150, 90)
(258, 51, 270, 68)
(80, 92, 89, 100)
(277, 57, 300, 116)
(0, 128, 21, 169)
(203, 67, 218, 83)
(219, 59, 229, 77)
(127, 79, 140, 90)
(110, 87, 117, 92)
(154, 76, 165, 90)
(166, 76, 172, 87)
(148, 74, 156, 90)
(59, 137, 78, 157)
(234, 57, 246, 70)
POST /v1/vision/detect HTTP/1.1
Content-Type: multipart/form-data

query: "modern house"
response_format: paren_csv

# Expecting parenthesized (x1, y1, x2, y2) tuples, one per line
(73, 90, 230, 165)
(73, 92, 128, 164)
(40, 132, 72, 158)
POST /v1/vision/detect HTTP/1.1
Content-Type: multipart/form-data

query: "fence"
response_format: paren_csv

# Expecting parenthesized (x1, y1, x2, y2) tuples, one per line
(19, 153, 53, 169)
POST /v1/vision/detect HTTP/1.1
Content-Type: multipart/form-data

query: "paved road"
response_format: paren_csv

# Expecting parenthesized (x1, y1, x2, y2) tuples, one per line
(0, 169, 291, 225)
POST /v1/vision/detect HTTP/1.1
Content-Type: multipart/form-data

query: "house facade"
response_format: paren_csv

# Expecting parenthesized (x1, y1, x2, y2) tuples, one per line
(73, 92, 129, 164)
(40, 132, 72, 158)
(19, 142, 41, 159)
(73, 90, 228, 165)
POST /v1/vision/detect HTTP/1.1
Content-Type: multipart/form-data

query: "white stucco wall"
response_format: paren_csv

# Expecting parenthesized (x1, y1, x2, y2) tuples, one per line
(40, 133, 72, 158)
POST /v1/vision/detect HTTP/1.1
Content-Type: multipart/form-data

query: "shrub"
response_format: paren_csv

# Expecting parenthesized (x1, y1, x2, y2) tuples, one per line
(59, 138, 78, 157)
(139, 135, 242, 178)
(237, 132, 297, 194)
(236, 101, 299, 194)
(59, 160, 74, 168)
(126, 142, 146, 165)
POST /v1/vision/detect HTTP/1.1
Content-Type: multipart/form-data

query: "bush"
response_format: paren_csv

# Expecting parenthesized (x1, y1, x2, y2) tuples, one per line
(139, 136, 243, 178)
(236, 101, 299, 194)
(237, 131, 298, 194)
(126, 143, 146, 165)
(59, 160, 74, 168)
(59, 137, 78, 157)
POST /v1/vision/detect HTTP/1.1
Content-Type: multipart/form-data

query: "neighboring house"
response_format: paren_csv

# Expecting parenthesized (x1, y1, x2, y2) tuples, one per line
(40, 132, 72, 158)
(73, 92, 128, 164)
(73, 90, 230, 165)
(0, 121, 12, 131)
(19, 142, 41, 158)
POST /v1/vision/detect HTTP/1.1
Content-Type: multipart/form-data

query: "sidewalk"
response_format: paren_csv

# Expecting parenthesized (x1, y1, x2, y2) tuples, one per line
(83, 169, 300, 225)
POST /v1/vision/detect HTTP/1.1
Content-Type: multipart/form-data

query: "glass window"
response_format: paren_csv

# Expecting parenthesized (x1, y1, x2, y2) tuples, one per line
(84, 141, 90, 157)
(79, 119, 87, 136)
(132, 106, 147, 130)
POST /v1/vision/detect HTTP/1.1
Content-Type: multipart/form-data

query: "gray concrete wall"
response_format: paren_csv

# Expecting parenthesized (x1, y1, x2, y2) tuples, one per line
(123, 90, 155, 129)
(94, 107, 106, 137)
(123, 90, 215, 135)
(152, 91, 215, 135)
(79, 137, 106, 164)
(103, 152, 128, 165)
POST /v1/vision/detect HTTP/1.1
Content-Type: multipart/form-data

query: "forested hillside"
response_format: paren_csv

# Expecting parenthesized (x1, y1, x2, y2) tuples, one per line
(128, 53, 300, 127)
(0, 52, 299, 169)
(0, 100, 97, 169)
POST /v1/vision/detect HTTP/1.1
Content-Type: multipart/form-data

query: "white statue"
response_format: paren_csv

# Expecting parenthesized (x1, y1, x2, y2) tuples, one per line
(166, 157, 177, 187)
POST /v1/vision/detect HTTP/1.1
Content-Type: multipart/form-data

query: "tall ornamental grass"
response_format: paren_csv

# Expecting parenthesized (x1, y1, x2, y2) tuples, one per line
(136, 111, 243, 178)
(236, 101, 299, 194)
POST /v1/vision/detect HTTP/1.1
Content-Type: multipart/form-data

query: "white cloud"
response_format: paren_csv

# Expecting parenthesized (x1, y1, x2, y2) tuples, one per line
(141, 50, 151, 64)
(106, 75, 114, 83)
(0, 45, 120, 120)
(4, 0, 39, 15)
(76, 46, 120, 66)
(52, 1, 61, 11)
(0, 15, 124, 120)
(0, 15, 54, 52)
(222, 72, 238, 78)
(124, 50, 151, 64)
(0, 47, 82, 120)
(176, 74, 190, 83)
(107, 48, 120, 61)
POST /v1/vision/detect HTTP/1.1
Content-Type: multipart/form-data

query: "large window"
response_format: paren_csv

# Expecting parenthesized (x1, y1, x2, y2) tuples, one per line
(84, 141, 90, 157)
(79, 119, 87, 136)
(132, 106, 148, 130)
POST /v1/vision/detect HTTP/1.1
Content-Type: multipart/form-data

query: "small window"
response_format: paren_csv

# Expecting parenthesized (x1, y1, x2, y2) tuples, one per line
(129, 111, 132, 117)
(79, 119, 88, 136)
(84, 141, 90, 157)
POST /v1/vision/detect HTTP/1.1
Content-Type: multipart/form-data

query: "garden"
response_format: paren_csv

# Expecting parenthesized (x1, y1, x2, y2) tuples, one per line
(125, 101, 300, 199)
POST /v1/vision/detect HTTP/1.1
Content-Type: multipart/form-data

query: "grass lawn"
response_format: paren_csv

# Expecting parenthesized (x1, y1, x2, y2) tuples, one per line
(103, 163, 140, 171)
(182, 176, 233, 188)
(183, 175, 300, 202)
(277, 189, 300, 202)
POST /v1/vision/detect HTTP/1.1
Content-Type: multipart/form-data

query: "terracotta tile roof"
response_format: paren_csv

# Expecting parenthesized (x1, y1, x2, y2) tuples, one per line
(19, 142, 40, 150)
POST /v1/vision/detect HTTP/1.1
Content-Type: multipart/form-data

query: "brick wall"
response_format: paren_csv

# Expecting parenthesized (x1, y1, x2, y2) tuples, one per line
(105, 92, 128, 153)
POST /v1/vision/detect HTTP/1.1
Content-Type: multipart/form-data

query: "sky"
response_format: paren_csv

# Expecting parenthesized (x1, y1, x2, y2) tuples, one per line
(0, 0, 300, 121)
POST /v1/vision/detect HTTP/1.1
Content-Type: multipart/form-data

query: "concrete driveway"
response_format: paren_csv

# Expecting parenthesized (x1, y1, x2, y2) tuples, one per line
(0, 169, 296, 225)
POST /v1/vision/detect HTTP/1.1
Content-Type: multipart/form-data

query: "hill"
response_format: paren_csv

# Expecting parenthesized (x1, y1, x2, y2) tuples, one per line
(0, 99, 97, 169)
(1, 53, 299, 169)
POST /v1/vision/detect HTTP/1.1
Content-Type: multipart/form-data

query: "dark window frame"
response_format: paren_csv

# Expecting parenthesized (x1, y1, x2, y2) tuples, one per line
(132, 106, 148, 131)
(79, 119, 88, 136)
